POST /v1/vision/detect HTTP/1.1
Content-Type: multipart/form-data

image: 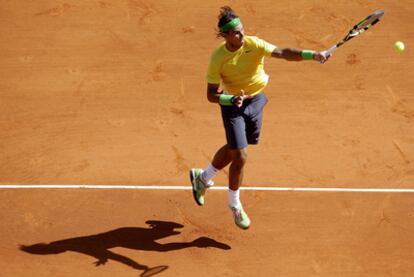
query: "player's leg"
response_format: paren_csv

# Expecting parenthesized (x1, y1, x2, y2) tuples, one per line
(193, 143, 249, 228)
(228, 93, 267, 229)
(228, 147, 247, 192)
(216, 107, 251, 229)
(190, 105, 246, 206)
(211, 144, 233, 170)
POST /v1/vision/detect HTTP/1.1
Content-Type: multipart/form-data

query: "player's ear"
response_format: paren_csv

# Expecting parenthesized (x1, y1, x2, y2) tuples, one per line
(218, 31, 227, 38)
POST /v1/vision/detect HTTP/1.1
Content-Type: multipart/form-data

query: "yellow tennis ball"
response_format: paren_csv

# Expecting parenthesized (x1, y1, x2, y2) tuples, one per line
(394, 41, 405, 52)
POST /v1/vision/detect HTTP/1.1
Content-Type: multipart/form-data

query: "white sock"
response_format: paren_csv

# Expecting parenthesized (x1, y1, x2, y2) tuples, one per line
(201, 163, 219, 185)
(228, 188, 241, 208)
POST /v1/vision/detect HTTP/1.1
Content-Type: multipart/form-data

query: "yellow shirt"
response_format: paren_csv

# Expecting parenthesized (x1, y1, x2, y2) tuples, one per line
(206, 36, 277, 96)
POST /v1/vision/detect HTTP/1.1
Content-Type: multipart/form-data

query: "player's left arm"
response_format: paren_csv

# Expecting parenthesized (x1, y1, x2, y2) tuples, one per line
(271, 47, 330, 63)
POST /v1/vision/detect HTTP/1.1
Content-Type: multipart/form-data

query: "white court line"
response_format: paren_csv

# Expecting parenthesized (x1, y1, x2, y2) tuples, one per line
(0, 185, 414, 193)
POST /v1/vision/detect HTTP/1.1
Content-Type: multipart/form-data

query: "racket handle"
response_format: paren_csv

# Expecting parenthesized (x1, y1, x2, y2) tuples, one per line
(319, 45, 337, 64)
(324, 45, 337, 55)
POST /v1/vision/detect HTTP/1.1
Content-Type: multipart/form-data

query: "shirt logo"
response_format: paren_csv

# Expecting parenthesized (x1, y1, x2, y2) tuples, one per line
(244, 49, 252, 54)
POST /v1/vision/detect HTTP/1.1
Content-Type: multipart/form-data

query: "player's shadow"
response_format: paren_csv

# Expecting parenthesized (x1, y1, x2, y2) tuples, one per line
(20, 220, 231, 277)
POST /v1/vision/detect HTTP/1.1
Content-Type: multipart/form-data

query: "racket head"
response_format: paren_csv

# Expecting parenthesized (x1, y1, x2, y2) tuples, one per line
(348, 10, 385, 38)
(322, 10, 384, 59)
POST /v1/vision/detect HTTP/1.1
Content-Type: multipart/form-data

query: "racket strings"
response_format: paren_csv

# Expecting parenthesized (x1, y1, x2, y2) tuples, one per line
(356, 11, 384, 30)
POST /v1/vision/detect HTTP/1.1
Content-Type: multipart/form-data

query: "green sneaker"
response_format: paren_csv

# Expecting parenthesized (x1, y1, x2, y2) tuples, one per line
(229, 205, 251, 230)
(189, 168, 212, 206)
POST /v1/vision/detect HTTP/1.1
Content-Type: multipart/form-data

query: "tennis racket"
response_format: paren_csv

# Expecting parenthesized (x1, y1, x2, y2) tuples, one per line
(321, 10, 385, 59)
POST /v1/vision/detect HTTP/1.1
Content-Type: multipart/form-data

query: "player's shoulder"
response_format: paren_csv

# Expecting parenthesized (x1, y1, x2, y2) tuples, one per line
(244, 35, 265, 48)
(212, 41, 226, 53)
(210, 42, 227, 59)
(245, 35, 277, 52)
(245, 35, 263, 42)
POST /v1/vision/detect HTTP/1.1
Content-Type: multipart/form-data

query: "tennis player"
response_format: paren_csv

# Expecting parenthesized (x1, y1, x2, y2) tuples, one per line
(190, 6, 330, 230)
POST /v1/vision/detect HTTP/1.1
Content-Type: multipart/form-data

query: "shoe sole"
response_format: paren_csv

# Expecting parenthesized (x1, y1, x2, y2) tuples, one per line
(189, 169, 203, 206)
(237, 223, 250, 230)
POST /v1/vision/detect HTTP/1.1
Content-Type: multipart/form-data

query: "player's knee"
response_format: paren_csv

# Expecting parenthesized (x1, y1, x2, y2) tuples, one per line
(231, 148, 247, 167)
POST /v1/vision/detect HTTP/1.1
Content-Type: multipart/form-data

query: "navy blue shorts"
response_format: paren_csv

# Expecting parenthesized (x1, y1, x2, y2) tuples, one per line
(220, 92, 268, 149)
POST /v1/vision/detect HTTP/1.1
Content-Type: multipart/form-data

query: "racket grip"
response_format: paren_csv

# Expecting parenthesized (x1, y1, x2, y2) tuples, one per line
(319, 45, 336, 64)
(324, 45, 337, 55)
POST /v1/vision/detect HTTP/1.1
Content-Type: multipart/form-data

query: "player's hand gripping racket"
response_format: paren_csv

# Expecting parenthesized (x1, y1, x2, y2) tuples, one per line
(320, 10, 385, 62)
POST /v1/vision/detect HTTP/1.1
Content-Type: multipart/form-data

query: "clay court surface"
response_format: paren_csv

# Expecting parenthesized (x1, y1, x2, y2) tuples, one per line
(1, 0, 414, 276)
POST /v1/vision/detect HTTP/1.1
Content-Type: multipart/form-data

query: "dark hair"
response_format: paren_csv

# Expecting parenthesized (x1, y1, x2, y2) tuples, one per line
(217, 6, 239, 35)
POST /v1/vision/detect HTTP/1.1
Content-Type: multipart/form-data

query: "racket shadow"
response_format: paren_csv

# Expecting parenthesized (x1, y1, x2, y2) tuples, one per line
(19, 220, 231, 276)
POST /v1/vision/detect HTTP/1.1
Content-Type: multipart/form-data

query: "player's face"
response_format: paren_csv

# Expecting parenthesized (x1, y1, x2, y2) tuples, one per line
(224, 24, 244, 48)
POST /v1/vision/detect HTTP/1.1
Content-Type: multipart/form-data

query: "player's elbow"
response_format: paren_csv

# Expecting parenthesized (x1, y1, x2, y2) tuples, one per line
(207, 91, 216, 103)
(206, 83, 220, 103)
